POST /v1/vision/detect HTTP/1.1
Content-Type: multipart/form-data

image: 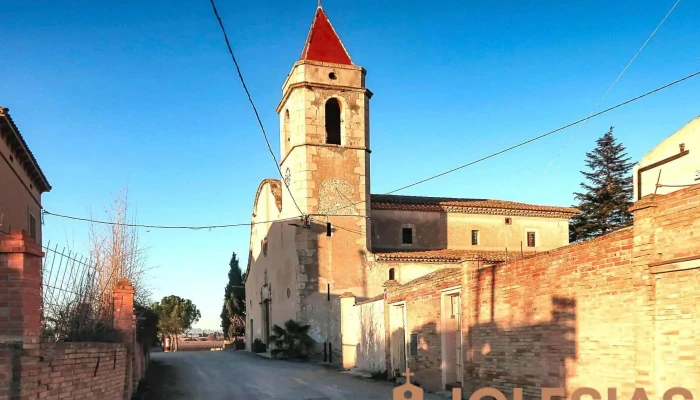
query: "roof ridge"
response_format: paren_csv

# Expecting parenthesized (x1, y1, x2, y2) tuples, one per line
(370, 193, 578, 215)
(0, 107, 51, 193)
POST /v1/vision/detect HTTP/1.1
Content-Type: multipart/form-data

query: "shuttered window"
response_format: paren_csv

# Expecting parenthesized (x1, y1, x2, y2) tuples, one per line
(527, 231, 536, 247)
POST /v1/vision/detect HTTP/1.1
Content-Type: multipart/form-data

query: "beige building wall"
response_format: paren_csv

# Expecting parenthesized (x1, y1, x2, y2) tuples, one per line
(365, 259, 457, 294)
(0, 129, 43, 244)
(244, 181, 300, 349)
(371, 209, 569, 252)
(339, 296, 386, 372)
(633, 116, 699, 200)
(445, 213, 568, 251)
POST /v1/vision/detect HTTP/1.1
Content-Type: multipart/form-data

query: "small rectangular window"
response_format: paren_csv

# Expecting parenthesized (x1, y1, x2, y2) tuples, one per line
(471, 230, 479, 245)
(402, 227, 413, 245)
(410, 334, 418, 355)
(28, 213, 36, 241)
(505, 217, 512, 225)
(527, 231, 536, 247)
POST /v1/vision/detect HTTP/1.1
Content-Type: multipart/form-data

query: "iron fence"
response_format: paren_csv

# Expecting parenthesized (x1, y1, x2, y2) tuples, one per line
(41, 242, 117, 342)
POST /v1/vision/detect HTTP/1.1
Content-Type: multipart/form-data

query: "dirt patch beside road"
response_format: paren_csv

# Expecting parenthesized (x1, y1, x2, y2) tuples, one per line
(132, 359, 186, 400)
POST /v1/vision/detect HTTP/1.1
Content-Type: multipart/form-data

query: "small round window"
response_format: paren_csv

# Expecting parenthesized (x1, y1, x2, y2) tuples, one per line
(328, 72, 337, 80)
(287, 288, 291, 298)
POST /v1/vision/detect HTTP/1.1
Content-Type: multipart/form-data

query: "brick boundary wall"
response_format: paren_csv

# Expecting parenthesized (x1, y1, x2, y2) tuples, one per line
(458, 185, 700, 399)
(385, 268, 462, 389)
(18, 343, 128, 399)
(0, 230, 149, 400)
(379, 185, 700, 398)
(0, 344, 10, 400)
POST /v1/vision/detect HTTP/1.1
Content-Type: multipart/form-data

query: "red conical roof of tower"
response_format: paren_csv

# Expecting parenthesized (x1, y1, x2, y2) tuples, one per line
(300, 6, 353, 65)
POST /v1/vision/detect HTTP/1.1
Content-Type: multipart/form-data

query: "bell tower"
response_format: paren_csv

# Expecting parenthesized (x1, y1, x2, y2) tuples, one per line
(276, 5, 373, 355)
(277, 4, 372, 248)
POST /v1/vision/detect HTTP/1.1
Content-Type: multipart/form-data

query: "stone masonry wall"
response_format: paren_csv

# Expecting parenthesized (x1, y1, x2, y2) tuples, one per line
(276, 59, 372, 364)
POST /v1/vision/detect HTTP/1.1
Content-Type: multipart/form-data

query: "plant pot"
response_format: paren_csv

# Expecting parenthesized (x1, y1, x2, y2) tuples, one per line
(252, 341, 267, 353)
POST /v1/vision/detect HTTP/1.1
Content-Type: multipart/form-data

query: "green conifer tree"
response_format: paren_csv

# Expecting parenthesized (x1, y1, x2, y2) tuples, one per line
(220, 252, 245, 338)
(570, 126, 634, 242)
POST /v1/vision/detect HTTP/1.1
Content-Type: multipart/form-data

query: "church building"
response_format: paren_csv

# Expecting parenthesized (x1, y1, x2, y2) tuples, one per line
(243, 5, 578, 360)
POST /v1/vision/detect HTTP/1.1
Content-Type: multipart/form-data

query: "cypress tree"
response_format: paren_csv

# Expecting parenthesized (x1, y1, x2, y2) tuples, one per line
(220, 252, 245, 338)
(569, 126, 634, 242)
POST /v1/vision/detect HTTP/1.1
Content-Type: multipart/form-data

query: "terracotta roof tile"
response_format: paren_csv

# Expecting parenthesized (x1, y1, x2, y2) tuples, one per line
(399, 268, 461, 288)
(373, 249, 536, 263)
(371, 194, 578, 217)
(355, 293, 385, 305)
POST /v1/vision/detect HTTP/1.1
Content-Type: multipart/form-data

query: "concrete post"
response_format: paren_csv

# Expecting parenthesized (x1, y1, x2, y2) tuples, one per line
(113, 278, 135, 400)
(382, 280, 400, 378)
(0, 230, 44, 346)
(339, 292, 356, 369)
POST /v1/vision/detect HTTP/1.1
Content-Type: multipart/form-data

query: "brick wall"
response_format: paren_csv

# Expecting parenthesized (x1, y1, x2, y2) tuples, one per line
(386, 268, 461, 389)
(379, 185, 700, 397)
(17, 343, 127, 399)
(459, 185, 700, 399)
(0, 230, 149, 400)
(0, 344, 10, 400)
(462, 228, 636, 399)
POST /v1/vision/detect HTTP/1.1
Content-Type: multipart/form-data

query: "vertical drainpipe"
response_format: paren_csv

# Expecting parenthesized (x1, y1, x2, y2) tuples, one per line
(327, 233, 332, 363)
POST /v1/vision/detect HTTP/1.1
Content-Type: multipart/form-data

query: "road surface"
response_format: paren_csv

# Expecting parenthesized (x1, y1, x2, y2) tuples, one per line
(150, 350, 447, 400)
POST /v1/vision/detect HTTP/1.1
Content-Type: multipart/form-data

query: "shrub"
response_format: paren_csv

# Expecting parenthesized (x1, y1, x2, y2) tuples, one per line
(267, 319, 315, 360)
(41, 301, 119, 343)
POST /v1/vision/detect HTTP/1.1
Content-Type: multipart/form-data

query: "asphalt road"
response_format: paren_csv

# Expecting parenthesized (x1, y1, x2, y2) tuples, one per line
(149, 350, 446, 400)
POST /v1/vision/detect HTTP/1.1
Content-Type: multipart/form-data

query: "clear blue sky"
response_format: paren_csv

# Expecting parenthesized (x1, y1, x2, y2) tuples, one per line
(2, 0, 699, 329)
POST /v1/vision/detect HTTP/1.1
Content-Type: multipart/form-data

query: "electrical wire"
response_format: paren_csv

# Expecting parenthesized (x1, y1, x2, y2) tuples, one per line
(322, 69, 700, 215)
(42, 210, 302, 230)
(39, 71, 700, 230)
(537, 0, 682, 180)
(209, 0, 304, 217)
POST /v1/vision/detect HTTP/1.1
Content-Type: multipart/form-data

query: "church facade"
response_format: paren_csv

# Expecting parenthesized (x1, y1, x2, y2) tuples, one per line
(243, 5, 578, 359)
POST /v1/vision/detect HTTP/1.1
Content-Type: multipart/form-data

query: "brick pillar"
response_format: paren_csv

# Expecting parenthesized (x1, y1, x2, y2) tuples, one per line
(113, 278, 135, 400)
(629, 196, 660, 399)
(0, 230, 43, 346)
(461, 259, 478, 396)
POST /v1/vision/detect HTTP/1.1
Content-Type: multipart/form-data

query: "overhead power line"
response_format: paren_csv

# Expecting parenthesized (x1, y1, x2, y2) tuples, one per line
(41, 70, 700, 230)
(324, 69, 700, 215)
(537, 0, 682, 180)
(208, 0, 304, 217)
(389, 70, 700, 193)
(42, 210, 301, 230)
